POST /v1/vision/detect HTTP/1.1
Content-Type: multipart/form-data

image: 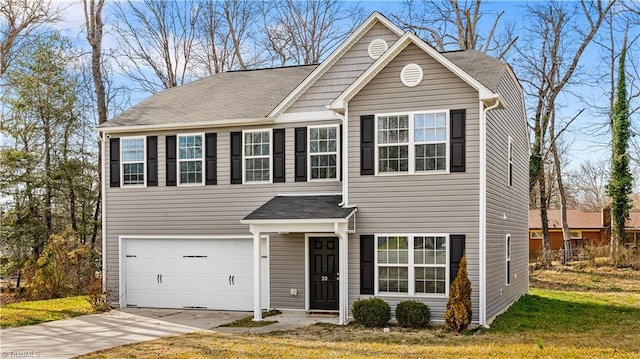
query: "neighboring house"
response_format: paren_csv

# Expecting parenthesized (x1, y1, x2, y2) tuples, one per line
(529, 209, 640, 252)
(97, 12, 528, 327)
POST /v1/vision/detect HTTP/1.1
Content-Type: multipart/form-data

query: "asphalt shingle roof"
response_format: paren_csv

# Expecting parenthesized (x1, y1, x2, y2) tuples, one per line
(243, 195, 356, 221)
(100, 65, 317, 128)
(441, 49, 508, 91)
(100, 48, 508, 129)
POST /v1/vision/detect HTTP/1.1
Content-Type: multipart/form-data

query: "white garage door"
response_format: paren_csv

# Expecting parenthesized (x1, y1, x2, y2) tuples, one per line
(122, 237, 268, 311)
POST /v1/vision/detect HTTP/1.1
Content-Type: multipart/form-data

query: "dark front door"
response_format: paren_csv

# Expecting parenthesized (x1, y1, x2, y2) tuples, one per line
(309, 237, 339, 310)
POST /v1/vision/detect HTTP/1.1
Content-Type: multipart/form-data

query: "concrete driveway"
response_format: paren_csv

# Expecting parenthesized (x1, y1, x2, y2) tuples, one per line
(0, 308, 338, 358)
(0, 309, 247, 359)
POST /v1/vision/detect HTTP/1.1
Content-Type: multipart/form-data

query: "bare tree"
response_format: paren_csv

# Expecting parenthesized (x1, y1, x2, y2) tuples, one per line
(0, 0, 57, 76)
(261, 0, 362, 66)
(519, 0, 614, 268)
(192, 0, 261, 75)
(393, 0, 517, 59)
(113, 0, 201, 93)
(82, 0, 105, 249)
(572, 159, 610, 210)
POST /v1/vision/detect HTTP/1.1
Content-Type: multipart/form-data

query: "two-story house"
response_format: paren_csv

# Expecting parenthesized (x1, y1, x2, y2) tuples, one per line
(97, 12, 528, 327)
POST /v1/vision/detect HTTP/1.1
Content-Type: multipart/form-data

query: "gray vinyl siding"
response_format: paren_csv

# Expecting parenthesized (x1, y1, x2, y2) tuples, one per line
(286, 22, 400, 113)
(346, 44, 481, 322)
(104, 122, 341, 306)
(484, 71, 529, 323)
(269, 233, 306, 309)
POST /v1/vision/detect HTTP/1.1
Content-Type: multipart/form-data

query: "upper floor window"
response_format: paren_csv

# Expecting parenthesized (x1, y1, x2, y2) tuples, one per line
(309, 125, 339, 180)
(508, 136, 513, 186)
(178, 134, 204, 185)
(244, 130, 271, 183)
(376, 111, 448, 174)
(376, 234, 448, 296)
(121, 137, 145, 187)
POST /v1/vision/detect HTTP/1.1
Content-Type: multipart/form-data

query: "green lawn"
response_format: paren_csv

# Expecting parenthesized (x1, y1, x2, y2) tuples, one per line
(0, 296, 96, 328)
(80, 266, 640, 358)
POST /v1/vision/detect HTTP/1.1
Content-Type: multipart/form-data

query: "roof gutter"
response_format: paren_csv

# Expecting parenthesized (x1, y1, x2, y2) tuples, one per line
(95, 117, 274, 134)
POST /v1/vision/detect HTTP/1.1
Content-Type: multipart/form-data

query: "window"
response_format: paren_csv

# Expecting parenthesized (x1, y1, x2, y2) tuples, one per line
(376, 234, 448, 296)
(244, 130, 271, 182)
(178, 134, 204, 185)
(376, 111, 448, 174)
(506, 234, 511, 285)
(309, 126, 339, 180)
(415, 113, 447, 172)
(121, 137, 145, 186)
(570, 231, 582, 239)
(508, 136, 513, 186)
(530, 231, 542, 239)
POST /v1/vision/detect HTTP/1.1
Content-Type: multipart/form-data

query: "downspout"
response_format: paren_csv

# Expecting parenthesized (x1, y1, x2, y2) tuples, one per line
(101, 131, 107, 292)
(479, 98, 501, 327)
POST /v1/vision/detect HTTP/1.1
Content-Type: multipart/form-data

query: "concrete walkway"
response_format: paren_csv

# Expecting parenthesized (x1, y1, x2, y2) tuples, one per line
(0, 309, 339, 358)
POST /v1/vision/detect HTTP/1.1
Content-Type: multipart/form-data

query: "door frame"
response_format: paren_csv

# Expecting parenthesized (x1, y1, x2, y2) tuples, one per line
(304, 233, 339, 312)
(118, 235, 270, 309)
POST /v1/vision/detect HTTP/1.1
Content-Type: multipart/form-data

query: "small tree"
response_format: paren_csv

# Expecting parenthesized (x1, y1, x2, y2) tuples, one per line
(607, 40, 633, 264)
(445, 255, 472, 333)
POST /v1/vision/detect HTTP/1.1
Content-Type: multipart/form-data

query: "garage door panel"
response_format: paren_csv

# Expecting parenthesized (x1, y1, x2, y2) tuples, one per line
(123, 238, 266, 311)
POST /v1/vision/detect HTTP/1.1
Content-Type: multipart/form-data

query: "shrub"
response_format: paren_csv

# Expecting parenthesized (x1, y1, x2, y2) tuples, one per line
(87, 278, 111, 312)
(445, 255, 472, 333)
(25, 230, 97, 300)
(395, 300, 431, 328)
(352, 297, 390, 327)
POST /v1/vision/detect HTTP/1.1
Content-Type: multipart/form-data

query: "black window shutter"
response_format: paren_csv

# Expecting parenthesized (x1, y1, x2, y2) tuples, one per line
(339, 124, 343, 181)
(205, 133, 217, 185)
(146, 136, 158, 186)
(450, 109, 466, 172)
(294, 127, 307, 182)
(109, 138, 120, 187)
(360, 235, 375, 295)
(449, 234, 466, 285)
(166, 135, 177, 186)
(230, 132, 242, 184)
(360, 115, 375, 175)
(273, 128, 285, 183)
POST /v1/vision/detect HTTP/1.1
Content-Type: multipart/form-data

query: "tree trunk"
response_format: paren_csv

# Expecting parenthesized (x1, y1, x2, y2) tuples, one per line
(83, 0, 106, 249)
(549, 111, 571, 264)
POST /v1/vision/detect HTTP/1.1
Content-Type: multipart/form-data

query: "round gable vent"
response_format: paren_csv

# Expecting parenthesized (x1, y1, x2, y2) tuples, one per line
(368, 38, 388, 60)
(400, 63, 424, 87)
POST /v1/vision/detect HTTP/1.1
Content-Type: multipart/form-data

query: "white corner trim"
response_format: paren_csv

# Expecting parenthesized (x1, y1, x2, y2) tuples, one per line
(101, 132, 107, 292)
(479, 98, 501, 327)
(329, 32, 497, 111)
(340, 104, 349, 207)
(268, 12, 404, 118)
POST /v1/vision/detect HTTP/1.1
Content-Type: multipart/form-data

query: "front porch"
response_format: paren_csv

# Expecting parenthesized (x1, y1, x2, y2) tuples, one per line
(241, 195, 356, 325)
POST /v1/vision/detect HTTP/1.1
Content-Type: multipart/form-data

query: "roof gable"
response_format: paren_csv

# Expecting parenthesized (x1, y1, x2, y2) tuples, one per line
(329, 33, 500, 111)
(269, 12, 404, 117)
